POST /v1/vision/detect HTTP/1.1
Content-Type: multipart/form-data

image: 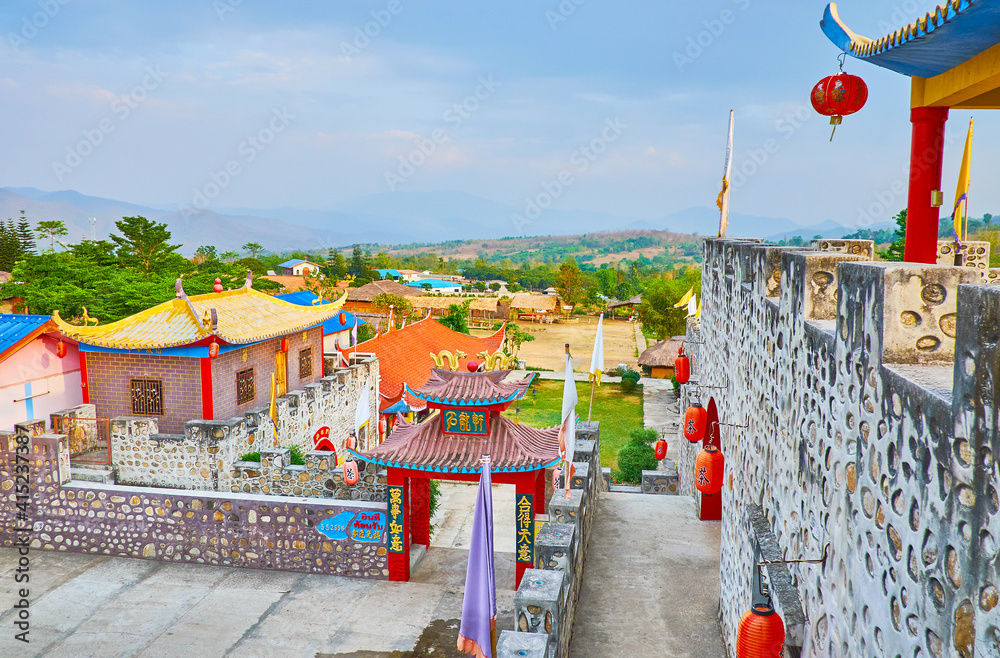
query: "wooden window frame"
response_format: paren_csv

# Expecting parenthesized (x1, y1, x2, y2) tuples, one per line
(299, 347, 313, 379)
(236, 368, 256, 405)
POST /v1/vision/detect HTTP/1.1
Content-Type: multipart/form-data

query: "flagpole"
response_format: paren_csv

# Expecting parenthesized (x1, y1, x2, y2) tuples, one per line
(588, 378, 595, 422)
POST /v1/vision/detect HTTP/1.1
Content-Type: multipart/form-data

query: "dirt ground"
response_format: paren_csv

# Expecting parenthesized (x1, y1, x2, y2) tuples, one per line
(475, 317, 639, 372)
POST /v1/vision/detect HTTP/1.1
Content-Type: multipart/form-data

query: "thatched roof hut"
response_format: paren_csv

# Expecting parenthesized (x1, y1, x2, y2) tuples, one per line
(638, 336, 685, 377)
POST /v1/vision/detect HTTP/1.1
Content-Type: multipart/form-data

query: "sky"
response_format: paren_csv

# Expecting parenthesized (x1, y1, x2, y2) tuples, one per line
(0, 0, 992, 229)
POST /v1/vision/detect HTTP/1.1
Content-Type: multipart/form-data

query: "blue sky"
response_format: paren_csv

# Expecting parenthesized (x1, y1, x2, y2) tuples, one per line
(0, 0, 989, 229)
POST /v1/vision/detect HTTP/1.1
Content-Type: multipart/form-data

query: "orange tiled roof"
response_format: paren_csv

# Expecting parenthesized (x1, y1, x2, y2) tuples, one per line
(342, 318, 505, 412)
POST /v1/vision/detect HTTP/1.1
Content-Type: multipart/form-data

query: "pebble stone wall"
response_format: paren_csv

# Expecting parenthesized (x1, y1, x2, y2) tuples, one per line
(0, 430, 389, 578)
(684, 238, 1000, 657)
(231, 450, 387, 500)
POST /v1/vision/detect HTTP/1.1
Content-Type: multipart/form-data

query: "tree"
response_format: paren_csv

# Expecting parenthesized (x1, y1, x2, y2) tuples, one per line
(984, 213, 994, 227)
(494, 321, 534, 356)
(219, 250, 240, 263)
(637, 272, 701, 339)
(110, 216, 182, 274)
(374, 252, 393, 268)
(16, 212, 35, 255)
(349, 246, 371, 278)
(438, 300, 471, 334)
(243, 242, 264, 259)
(881, 209, 906, 262)
(0, 220, 19, 272)
(36, 220, 68, 252)
(556, 257, 584, 307)
(193, 245, 218, 264)
(331, 253, 348, 279)
(489, 282, 501, 292)
(371, 293, 413, 324)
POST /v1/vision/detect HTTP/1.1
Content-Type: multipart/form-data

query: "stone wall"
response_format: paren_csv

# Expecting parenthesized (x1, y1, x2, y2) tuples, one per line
(684, 237, 1000, 657)
(231, 451, 387, 500)
(501, 423, 601, 658)
(0, 430, 389, 578)
(104, 355, 379, 492)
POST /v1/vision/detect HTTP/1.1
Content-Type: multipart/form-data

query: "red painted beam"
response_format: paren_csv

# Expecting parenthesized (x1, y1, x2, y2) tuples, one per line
(200, 357, 214, 420)
(79, 352, 89, 404)
(905, 106, 949, 264)
(387, 468, 410, 582)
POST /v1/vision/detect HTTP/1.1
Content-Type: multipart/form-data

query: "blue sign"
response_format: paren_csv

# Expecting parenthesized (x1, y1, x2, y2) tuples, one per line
(388, 485, 405, 553)
(350, 511, 386, 543)
(317, 511, 355, 540)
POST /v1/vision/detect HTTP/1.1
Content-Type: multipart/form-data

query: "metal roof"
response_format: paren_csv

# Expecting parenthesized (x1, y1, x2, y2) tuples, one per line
(406, 278, 462, 289)
(275, 291, 366, 333)
(822, 1, 1000, 77)
(0, 314, 51, 356)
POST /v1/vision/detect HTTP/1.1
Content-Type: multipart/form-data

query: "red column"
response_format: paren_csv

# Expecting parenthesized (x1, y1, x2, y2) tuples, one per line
(199, 357, 214, 420)
(79, 352, 89, 404)
(409, 477, 431, 547)
(514, 472, 535, 589)
(905, 106, 949, 264)
(387, 469, 410, 581)
(534, 469, 546, 515)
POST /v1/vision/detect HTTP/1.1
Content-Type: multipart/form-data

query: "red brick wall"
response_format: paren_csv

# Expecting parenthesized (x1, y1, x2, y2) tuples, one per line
(85, 352, 202, 434)
(211, 328, 324, 421)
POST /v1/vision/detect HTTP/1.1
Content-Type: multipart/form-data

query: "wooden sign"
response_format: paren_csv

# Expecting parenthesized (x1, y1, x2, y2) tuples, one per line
(441, 408, 489, 436)
(515, 493, 534, 564)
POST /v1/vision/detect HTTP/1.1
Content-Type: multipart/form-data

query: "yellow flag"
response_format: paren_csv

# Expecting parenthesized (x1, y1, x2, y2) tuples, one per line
(696, 297, 702, 317)
(269, 372, 278, 426)
(952, 117, 973, 242)
(673, 288, 694, 308)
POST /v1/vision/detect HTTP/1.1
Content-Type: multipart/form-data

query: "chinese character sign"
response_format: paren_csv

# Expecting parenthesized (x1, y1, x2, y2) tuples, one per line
(387, 485, 405, 553)
(442, 408, 489, 436)
(515, 493, 534, 564)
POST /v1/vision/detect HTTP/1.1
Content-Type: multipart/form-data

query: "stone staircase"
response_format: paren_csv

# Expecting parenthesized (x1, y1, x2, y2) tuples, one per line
(69, 465, 114, 484)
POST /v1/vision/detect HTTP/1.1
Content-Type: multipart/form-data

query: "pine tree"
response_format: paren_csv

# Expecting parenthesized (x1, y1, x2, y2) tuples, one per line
(881, 210, 906, 262)
(16, 211, 35, 256)
(0, 220, 18, 272)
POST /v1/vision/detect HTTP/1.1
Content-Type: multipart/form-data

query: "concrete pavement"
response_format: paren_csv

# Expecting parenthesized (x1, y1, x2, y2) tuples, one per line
(568, 493, 725, 657)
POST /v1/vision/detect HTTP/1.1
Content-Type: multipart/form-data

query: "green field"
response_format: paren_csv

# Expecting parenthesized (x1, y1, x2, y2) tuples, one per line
(502, 379, 643, 471)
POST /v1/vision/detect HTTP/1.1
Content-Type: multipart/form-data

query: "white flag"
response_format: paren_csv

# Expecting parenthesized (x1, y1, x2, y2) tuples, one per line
(688, 293, 697, 317)
(588, 313, 605, 385)
(558, 353, 578, 498)
(717, 110, 734, 238)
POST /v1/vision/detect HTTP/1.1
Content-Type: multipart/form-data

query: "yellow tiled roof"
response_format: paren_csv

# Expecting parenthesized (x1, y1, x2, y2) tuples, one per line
(53, 286, 347, 350)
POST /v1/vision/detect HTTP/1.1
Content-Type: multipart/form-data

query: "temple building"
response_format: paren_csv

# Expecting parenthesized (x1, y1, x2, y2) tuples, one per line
(350, 366, 559, 588)
(274, 290, 366, 353)
(52, 274, 348, 433)
(339, 317, 507, 428)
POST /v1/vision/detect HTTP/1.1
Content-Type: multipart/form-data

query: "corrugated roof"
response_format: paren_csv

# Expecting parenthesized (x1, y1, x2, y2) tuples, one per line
(52, 285, 347, 350)
(341, 318, 505, 412)
(405, 369, 534, 406)
(822, 1, 1000, 77)
(353, 412, 560, 473)
(278, 259, 319, 268)
(0, 314, 51, 358)
(407, 278, 462, 289)
(347, 280, 428, 302)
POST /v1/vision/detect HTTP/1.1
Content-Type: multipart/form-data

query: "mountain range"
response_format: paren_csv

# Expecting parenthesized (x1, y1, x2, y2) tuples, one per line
(0, 187, 889, 255)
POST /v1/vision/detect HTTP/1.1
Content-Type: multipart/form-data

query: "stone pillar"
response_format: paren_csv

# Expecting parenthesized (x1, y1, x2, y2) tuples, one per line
(905, 105, 949, 264)
(409, 477, 430, 547)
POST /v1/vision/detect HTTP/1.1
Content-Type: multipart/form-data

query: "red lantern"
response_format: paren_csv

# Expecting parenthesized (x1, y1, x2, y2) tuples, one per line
(654, 439, 668, 460)
(736, 602, 785, 658)
(675, 348, 690, 384)
(695, 444, 724, 495)
(811, 72, 868, 140)
(56, 340, 67, 359)
(338, 312, 346, 324)
(343, 460, 360, 486)
(280, 338, 290, 353)
(552, 468, 561, 491)
(208, 341, 219, 359)
(379, 418, 386, 434)
(684, 402, 707, 443)
(346, 434, 357, 450)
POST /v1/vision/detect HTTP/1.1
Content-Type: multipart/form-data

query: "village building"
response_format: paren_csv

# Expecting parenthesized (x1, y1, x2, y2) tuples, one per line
(277, 258, 323, 276)
(396, 268, 429, 282)
(409, 296, 501, 329)
(370, 268, 402, 281)
(509, 292, 561, 322)
(406, 278, 464, 294)
(340, 317, 506, 426)
(0, 314, 82, 430)
(51, 275, 349, 434)
(344, 280, 426, 315)
(637, 336, 685, 379)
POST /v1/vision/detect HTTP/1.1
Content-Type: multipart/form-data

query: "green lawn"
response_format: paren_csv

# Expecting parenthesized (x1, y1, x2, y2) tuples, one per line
(502, 379, 643, 471)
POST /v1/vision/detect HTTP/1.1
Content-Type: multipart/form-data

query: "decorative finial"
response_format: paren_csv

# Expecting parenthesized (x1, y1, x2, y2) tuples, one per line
(213, 277, 223, 293)
(243, 270, 253, 289)
(175, 277, 188, 300)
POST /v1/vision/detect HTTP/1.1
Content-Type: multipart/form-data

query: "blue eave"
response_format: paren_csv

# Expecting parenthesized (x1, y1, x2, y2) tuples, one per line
(77, 321, 327, 357)
(402, 382, 525, 407)
(347, 449, 560, 474)
(822, 1, 1000, 78)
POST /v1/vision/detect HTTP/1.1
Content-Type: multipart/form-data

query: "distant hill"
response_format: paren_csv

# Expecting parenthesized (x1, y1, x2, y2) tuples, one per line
(2, 187, 878, 254)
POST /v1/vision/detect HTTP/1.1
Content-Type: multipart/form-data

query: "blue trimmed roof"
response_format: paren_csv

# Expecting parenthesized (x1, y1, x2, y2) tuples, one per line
(382, 398, 420, 414)
(278, 258, 315, 268)
(822, 1, 1000, 77)
(0, 314, 50, 355)
(406, 278, 462, 289)
(275, 291, 365, 334)
(346, 448, 562, 475)
(372, 268, 401, 278)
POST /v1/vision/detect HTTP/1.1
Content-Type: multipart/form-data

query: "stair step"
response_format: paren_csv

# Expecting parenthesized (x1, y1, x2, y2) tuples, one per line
(70, 466, 114, 484)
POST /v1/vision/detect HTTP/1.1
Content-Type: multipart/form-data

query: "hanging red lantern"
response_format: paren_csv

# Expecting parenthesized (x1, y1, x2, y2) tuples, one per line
(379, 418, 386, 434)
(346, 434, 357, 450)
(338, 312, 347, 325)
(695, 444, 725, 495)
(343, 460, 360, 486)
(280, 338, 290, 353)
(736, 602, 785, 658)
(56, 340, 67, 359)
(674, 348, 690, 384)
(684, 401, 707, 443)
(811, 72, 868, 140)
(208, 341, 219, 359)
(654, 439, 668, 460)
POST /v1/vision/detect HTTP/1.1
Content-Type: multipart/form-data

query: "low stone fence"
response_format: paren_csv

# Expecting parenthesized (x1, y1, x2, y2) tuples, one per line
(50, 403, 101, 456)
(500, 422, 601, 658)
(1, 429, 390, 578)
(231, 450, 387, 501)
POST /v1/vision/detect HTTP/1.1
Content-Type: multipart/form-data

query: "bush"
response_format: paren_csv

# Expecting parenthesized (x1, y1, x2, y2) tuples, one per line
(239, 445, 306, 465)
(429, 480, 441, 536)
(611, 428, 659, 484)
(620, 368, 640, 393)
(621, 378, 636, 393)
